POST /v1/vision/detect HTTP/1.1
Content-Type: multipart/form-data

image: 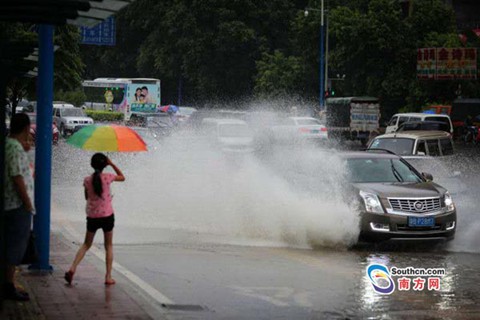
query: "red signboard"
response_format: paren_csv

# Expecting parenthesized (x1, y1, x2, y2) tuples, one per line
(417, 47, 477, 80)
(417, 48, 437, 79)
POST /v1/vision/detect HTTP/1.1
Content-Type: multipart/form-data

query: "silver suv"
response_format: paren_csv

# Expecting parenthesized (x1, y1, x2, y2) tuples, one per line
(53, 102, 94, 136)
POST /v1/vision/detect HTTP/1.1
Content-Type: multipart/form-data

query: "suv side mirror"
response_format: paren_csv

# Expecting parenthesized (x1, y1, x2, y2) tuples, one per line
(422, 172, 433, 181)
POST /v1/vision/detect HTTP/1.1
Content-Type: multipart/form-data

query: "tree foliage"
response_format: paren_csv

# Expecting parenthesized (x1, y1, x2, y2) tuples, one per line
(78, 0, 476, 114)
(0, 22, 85, 107)
(254, 50, 302, 97)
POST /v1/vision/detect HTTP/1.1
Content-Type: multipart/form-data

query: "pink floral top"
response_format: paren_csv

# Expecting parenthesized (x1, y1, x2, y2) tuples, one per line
(84, 173, 116, 218)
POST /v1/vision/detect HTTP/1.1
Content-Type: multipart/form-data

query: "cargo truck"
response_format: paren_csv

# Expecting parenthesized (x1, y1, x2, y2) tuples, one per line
(325, 97, 381, 145)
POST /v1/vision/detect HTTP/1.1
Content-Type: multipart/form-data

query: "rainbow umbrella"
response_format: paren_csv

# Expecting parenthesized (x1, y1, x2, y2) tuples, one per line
(67, 125, 147, 152)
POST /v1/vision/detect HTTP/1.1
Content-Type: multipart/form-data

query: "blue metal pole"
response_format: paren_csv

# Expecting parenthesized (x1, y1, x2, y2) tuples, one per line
(319, 0, 325, 109)
(33, 24, 54, 270)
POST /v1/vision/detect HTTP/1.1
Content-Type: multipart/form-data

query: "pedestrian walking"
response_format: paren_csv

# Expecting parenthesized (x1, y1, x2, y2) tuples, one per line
(3, 113, 34, 301)
(64, 153, 125, 285)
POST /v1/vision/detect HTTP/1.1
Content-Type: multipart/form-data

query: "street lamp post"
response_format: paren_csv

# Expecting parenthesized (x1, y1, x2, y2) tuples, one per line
(305, 0, 326, 111)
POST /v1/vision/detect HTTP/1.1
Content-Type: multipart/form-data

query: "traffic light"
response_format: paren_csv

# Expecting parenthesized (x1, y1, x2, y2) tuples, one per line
(325, 88, 335, 97)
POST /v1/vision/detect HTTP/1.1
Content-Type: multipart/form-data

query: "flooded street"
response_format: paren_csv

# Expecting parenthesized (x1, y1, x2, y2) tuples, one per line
(50, 134, 480, 319)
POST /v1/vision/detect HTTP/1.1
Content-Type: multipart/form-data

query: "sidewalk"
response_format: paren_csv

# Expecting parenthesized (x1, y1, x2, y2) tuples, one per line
(1, 229, 166, 320)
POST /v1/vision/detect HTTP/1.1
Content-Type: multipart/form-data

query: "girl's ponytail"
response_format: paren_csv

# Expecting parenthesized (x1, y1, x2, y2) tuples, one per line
(93, 169, 103, 197)
(90, 153, 108, 198)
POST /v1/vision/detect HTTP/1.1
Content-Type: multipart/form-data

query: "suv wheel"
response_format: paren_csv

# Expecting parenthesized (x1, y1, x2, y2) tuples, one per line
(60, 124, 65, 137)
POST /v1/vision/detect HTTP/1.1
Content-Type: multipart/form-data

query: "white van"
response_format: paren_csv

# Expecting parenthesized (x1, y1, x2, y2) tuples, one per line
(200, 118, 255, 153)
(385, 113, 453, 134)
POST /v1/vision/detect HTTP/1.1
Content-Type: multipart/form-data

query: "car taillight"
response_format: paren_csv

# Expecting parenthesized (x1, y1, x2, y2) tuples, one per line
(299, 127, 310, 133)
(320, 127, 327, 132)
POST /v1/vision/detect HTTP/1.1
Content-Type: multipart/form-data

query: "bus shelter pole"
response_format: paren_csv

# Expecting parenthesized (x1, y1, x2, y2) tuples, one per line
(32, 24, 54, 271)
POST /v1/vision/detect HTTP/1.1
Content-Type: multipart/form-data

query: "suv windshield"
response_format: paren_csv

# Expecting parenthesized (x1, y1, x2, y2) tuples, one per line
(347, 158, 423, 183)
(61, 108, 86, 117)
(369, 138, 414, 155)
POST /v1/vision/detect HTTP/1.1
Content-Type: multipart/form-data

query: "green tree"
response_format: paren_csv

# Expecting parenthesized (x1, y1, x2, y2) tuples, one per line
(254, 50, 302, 97)
(54, 25, 85, 93)
(323, 0, 460, 116)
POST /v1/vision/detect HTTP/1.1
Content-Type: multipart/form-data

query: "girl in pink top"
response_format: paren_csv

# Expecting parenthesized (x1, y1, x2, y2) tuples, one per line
(65, 153, 125, 286)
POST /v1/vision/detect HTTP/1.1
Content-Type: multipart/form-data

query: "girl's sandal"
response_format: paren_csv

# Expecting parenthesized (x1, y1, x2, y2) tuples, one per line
(104, 279, 116, 285)
(64, 271, 74, 285)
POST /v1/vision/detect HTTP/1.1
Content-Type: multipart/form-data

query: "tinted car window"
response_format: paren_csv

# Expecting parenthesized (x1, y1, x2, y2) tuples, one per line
(426, 139, 441, 156)
(61, 108, 86, 117)
(369, 138, 415, 155)
(427, 116, 451, 131)
(398, 116, 409, 125)
(388, 116, 398, 126)
(440, 138, 454, 155)
(428, 116, 449, 124)
(398, 121, 449, 132)
(346, 158, 423, 183)
(416, 140, 426, 155)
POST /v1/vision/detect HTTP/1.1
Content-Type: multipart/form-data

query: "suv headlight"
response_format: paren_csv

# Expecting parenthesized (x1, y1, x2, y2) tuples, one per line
(68, 120, 73, 124)
(360, 191, 384, 214)
(444, 192, 455, 212)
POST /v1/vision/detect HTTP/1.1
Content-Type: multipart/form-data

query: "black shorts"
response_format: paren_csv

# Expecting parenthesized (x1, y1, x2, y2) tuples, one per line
(86, 214, 115, 233)
(5, 206, 32, 265)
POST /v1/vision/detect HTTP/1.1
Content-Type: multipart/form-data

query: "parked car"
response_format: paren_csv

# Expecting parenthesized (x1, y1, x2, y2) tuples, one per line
(26, 113, 59, 144)
(267, 116, 328, 144)
(396, 120, 451, 134)
(368, 131, 454, 157)
(200, 118, 255, 153)
(53, 102, 94, 136)
(344, 151, 456, 242)
(386, 113, 453, 135)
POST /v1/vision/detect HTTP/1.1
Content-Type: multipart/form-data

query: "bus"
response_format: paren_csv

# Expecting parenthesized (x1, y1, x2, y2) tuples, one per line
(82, 78, 161, 120)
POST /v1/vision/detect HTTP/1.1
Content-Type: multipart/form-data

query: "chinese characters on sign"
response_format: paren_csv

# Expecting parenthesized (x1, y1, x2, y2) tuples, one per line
(367, 264, 446, 295)
(417, 48, 477, 80)
(80, 16, 116, 46)
(397, 277, 441, 291)
(417, 48, 437, 79)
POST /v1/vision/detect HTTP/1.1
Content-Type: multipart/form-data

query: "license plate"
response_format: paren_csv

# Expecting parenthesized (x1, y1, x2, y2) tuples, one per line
(408, 216, 434, 227)
(311, 129, 319, 133)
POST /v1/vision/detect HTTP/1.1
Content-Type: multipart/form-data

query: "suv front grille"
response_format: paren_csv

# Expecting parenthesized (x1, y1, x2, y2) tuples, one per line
(389, 197, 441, 213)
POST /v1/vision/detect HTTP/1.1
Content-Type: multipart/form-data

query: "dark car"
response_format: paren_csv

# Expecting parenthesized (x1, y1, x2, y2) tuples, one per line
(396, 121, 451, 133)
(343, 151, 456, 242)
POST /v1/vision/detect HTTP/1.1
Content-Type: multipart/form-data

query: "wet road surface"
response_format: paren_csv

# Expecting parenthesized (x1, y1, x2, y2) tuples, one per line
(50, 136, 480, 319)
